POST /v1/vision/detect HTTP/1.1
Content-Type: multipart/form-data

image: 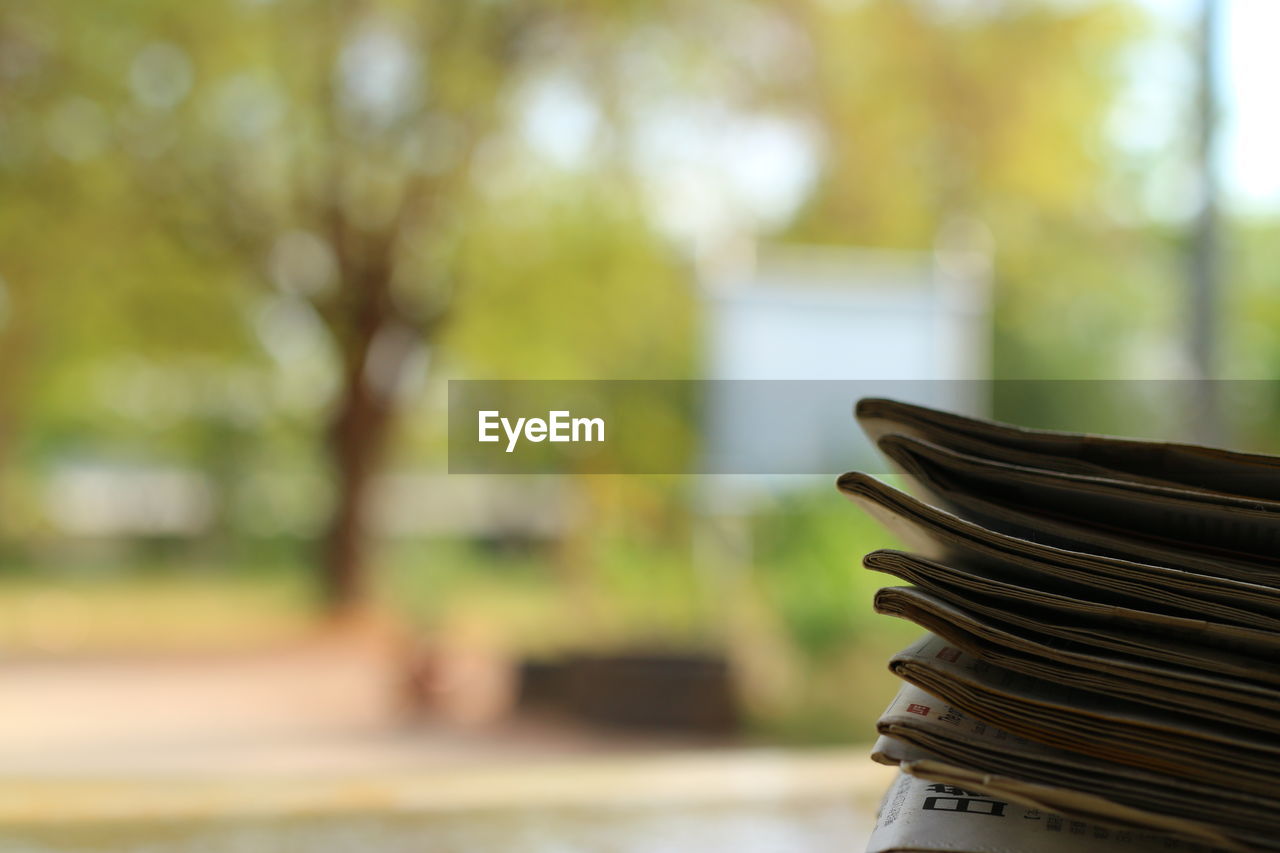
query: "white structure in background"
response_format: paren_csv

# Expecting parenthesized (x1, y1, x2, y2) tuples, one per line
(43, 465, 567, 541)
(45, 465, 215, 537)
(705, 240, 990, 382)
(698, 230, 992, 502)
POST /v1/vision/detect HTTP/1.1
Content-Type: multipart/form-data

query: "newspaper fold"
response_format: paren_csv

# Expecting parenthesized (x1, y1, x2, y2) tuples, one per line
(855, 396, 1280, 500)
(873, 652, 1278, 849)
(845, 398, 1280, 852)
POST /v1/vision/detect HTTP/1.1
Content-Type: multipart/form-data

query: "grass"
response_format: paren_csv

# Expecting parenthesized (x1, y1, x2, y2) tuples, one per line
(0, 560, 315, 654)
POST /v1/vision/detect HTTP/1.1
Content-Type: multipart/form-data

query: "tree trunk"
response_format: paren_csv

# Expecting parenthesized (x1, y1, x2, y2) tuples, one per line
(320, 337, 398, 616)
(314, 183, 433, 616)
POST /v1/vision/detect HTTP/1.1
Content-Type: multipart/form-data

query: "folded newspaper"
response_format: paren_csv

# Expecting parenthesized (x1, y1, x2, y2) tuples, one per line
(843, 398, 1280, 852)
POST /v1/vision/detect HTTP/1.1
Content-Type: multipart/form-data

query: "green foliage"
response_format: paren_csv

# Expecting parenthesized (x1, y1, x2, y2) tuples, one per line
(752, 485, 905, 662)
(783, 0, 1175, 381)
(2, 0, 1263, 739)
(789, 0, 1139, 242)
(446, 179, 696, 380)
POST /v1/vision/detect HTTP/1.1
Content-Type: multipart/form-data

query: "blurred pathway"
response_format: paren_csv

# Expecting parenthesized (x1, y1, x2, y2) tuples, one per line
(0, 636, 891, 851)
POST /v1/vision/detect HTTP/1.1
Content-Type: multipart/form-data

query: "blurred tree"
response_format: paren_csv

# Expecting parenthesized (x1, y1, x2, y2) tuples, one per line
(95, 0, 566, 614)
(782, 0, 1165, 386)
(97, 0, 710, 615)
(1, 0, 709, 608)
(788, 0, 1134, 242)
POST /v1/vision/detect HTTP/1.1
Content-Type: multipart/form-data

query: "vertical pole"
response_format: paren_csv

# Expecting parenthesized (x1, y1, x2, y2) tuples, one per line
(1189, 0, 1223, 442)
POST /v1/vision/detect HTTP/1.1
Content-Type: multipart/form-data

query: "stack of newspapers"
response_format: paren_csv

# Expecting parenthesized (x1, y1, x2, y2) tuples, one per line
(841, 398, 1280, 853)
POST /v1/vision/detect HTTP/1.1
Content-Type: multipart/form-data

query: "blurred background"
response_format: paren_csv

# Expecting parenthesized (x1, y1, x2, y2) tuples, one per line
(0, 0, 1277, 849)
